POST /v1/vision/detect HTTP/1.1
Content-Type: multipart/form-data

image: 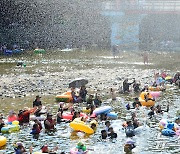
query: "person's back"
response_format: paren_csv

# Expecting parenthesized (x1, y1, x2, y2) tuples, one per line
(125, 121, 135, 137)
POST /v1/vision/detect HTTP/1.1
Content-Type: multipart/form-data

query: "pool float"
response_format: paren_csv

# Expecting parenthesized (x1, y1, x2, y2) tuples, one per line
(12, 49, 23, 54)
(93, 106, 112, 115)
(176, 130, 180, 136)
(70, 120, 94, 134)
(149, 91, 161, 99)
(12, 120, 19, 125)
(1, 124, 20, 133)
(107, 112, 118, 119)
(0, 136, 7, 147)
(55, 91, 73, 103)
(159, 119, 168, 130)
(165, 76, 172, 81)
(149, 86, 165, 91)
(62, 112, 88, 120)
(139, 92, 155, 107)
(82, 107, 91, 114)
(34, 48, 46, 54)
(161, 128, 176, 136)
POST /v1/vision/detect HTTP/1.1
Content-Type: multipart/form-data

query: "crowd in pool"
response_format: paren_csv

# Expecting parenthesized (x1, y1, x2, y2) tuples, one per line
(0, 71, 180, 154)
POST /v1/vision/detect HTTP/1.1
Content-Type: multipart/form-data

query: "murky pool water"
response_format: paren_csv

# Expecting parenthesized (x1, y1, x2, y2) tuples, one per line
(0, 50, 180, 153)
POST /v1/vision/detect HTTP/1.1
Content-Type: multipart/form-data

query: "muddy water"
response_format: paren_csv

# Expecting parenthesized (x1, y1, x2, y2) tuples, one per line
(0, 50, 180, 153)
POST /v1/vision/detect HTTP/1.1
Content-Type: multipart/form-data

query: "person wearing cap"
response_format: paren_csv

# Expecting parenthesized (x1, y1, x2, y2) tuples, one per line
(44, 113, 56, 132)
(33, 95, 42, 107)
(124, 138, 136, 154)
(0, 117, 5, 131)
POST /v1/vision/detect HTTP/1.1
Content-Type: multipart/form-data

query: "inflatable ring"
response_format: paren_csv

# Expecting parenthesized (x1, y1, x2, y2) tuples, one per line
(0, 136, 7, 147)
(62, 112, 88, 120)
(82, 107, 91, 114)
(70, 120, 94, 134)
(93, 106, 112, 115)
(139, 92, 155, 107)
(34, 48, 46, 54)
(12, 120, 19, 125)
(56, 91, 73, 103)
(1, 125, 20, 133)
(161, 128, 176, 136)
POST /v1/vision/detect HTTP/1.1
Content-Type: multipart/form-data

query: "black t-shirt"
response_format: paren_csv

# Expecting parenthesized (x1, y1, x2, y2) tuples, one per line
(33, 100, 42, 107)
(108, 132, 117, 139)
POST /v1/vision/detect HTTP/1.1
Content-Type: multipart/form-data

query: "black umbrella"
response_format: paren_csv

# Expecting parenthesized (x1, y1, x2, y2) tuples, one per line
(69, 78, 88, 88)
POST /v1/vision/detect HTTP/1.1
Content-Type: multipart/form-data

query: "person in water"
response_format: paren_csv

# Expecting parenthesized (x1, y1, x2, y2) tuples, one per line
(108, 127, 117, 139)
(110, 88, 116, 100)
(79, 86, 88, 102)
(7, 110, 17, 123)
(44, 113, 56, 132)
(94, 93, 102, 107)
(144, 93, 155, 102)
(72, 111, 80, 121)
(105, 121, 111, 132)
(124, 138, 136, 154)
(132, 97, 142, 109)
(123, 78, 135, 93)
(33, 95, 42, 107)
(155, 104, 169, 114)
(148, 106, 155, 119)
(14, 142, 33, 154)
(141, 84, 149, 92)
(30, 119, 42, 139)
(101, 129, 108, 139)
(71, 87, 82, 103)
(0, 116, 5, 131)
(125, 121, 135, 137)
(133, 80, 140, 93)
(31, 123, 41, 139)
(41, 145, 58, 154)
(18, 107, 32, 125)
(86, 94, 94, 105)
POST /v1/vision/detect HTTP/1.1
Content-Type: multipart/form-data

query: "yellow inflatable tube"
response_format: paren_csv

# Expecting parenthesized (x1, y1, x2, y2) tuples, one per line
(139, 92, 155, 107)
(0, 136, 7, 147)
(70, 120, 94, 134)
(82, 107, 91, 114)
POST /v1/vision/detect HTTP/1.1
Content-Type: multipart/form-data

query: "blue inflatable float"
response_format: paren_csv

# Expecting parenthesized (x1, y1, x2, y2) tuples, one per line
(161, 128, 176, 136)
(93, 106, 112, 115)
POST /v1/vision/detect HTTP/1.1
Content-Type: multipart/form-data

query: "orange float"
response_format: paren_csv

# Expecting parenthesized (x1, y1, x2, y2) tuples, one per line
(55, 91, 73, 103)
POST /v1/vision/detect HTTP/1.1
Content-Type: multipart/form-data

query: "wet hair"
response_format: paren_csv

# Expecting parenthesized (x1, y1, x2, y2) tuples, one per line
(105, 121, 110, 125)
(101, 130, 106, 134)
(32, 123, 38, 129)
(108, 127, 113, 131)
(91, 123, 96, 129)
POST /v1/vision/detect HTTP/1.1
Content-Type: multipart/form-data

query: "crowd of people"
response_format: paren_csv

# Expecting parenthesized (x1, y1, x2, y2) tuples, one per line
(0, 70, 179, 154)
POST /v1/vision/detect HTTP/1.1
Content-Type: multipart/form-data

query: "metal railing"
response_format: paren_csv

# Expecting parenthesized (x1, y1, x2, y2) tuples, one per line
(103, 0, 180, 12)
